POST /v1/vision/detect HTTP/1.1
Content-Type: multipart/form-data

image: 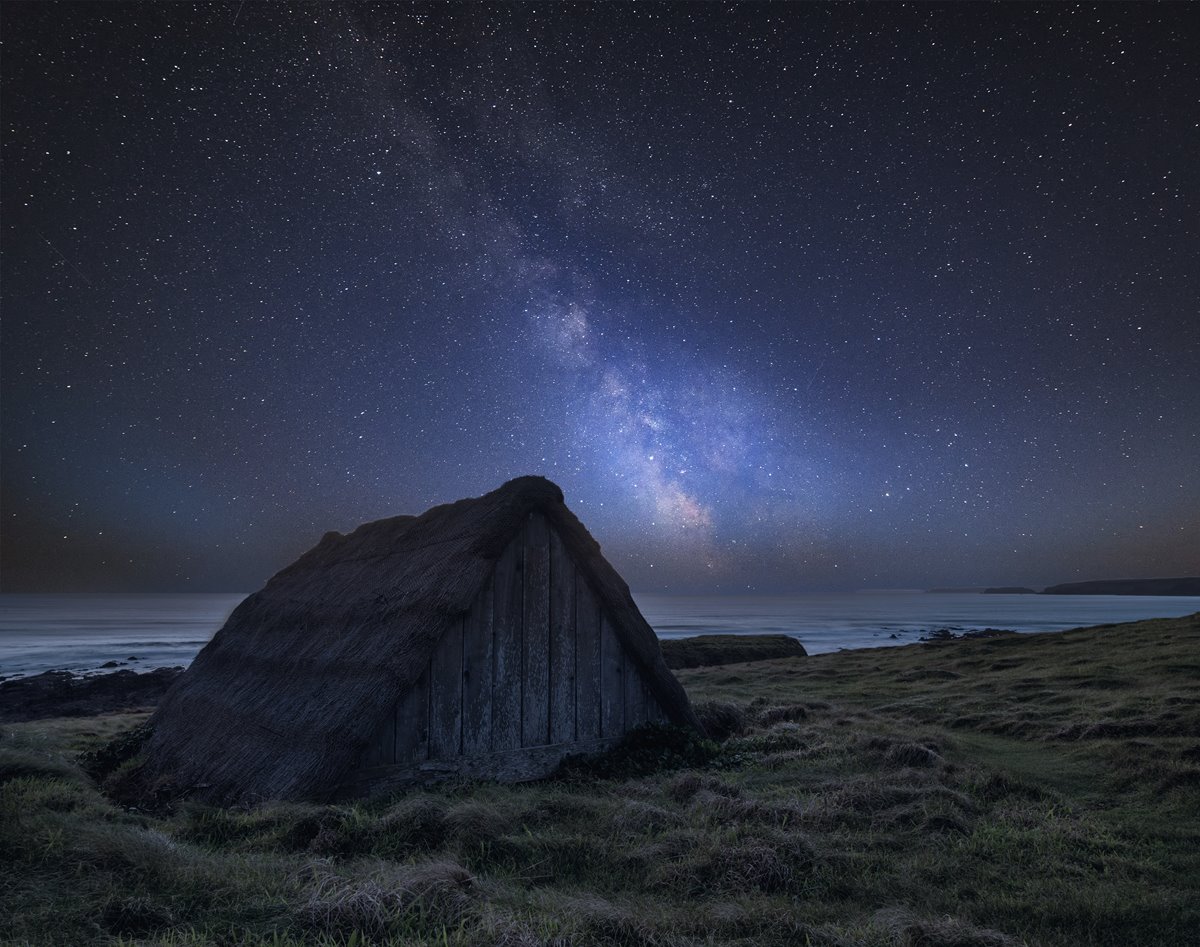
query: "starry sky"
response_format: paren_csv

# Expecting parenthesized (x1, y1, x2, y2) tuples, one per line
(3, 2, 1198, 594)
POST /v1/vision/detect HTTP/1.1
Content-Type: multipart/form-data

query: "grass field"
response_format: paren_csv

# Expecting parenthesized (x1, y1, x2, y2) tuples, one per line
(2, 613, 1197, 946)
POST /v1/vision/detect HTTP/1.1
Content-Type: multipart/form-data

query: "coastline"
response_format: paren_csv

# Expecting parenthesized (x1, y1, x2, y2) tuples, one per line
(10, 590, 1200, 680)
(6, 612, 1195, 724)
(0, 665, 184, 723)
(4, 611, 1197, 946)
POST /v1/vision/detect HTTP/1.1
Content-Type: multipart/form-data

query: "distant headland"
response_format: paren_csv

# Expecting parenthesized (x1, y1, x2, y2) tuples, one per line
(1040, 577, 1200, 596)
(926, 577, 1200, 596)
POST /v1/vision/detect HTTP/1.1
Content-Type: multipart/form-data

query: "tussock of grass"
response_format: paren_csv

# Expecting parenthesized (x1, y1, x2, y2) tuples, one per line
(756, 701, 810, 726)
(443, 798, 515, 843)
(687, 788, 803, 828)
(692, 699, 749, 739)
(870, 907, 1019, 946)
(78, 719, 154, 782)
(665, 770, 741, 802)
(557, 722, 718, 779)
(99, 893, 179, 937)
(299, 858, 474, 936)
(883, 741, 944, 769)
(178, 799, 331, 851)
(610, 797, 681, 833)
(647, 828, 818, 896)
(0, 743, 87, 786)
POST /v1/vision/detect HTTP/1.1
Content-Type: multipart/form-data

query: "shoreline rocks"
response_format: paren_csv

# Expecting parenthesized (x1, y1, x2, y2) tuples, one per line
(660, 633, 808, 669)
(918, 627, 1019, 643)
(0, 667, 183, 723)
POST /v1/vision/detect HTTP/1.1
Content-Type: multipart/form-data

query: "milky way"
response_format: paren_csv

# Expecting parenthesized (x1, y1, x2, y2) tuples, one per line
(2, 3, 1197, 592)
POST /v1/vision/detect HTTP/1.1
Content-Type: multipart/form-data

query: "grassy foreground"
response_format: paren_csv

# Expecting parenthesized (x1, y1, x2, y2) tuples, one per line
(2, 614, 1198, 947)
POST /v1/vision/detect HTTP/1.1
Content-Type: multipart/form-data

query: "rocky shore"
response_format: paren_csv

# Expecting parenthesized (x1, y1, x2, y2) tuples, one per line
(917, 627, 1019, 642)
(0, 667, 183, 723)
(1, 627, 1020, 723)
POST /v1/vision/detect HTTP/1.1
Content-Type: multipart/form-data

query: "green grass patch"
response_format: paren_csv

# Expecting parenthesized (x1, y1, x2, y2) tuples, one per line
(1, 613, 1197, 945)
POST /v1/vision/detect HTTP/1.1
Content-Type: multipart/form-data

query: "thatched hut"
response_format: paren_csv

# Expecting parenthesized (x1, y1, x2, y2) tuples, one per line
(135, 476, 701, 804)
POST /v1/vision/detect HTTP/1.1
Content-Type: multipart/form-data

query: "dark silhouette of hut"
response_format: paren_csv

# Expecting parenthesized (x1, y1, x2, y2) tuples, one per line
(135, 477, 701, 804)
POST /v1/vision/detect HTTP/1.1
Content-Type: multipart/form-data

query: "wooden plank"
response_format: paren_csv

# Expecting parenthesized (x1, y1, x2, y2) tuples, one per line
(361, 721, 383, 768)
(574, 577, 602, 741)
(462, 580, 493, 756)
(491, 533, 523, 751)
(522, 513, 551, 747)
(644, 680, 666, 724)
(548, 530, 576, 744)
(624, 652, 648, 729)
(379, 702, 397, 764)
(600, 614, 625, 738)
(429, 617, 464, 759)
(337, 736, 624, 798)
(361, 691, 401, 766)
(394, 664, 430, 764)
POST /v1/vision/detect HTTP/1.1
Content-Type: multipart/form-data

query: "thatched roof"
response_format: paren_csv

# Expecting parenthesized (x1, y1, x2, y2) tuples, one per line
(135, 476, 702, 804)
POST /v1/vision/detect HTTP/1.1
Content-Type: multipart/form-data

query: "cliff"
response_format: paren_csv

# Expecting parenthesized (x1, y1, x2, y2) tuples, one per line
(1041, 577, 1200, 596)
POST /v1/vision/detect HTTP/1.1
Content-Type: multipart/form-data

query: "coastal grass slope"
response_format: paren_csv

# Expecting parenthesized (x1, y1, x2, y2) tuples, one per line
(1, 613, 1197, 946)
(660, 633, 808, 669)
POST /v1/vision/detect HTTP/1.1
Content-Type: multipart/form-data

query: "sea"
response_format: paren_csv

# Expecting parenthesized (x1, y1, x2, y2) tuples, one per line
(1, 591, 1198, 680)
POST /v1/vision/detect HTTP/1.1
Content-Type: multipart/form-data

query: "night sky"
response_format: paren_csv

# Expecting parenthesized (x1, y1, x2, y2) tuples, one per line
(3, 2, 1198, 594)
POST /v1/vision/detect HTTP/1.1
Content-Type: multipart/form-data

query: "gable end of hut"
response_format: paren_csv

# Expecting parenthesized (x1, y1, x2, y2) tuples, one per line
(339, 510, 668, 796)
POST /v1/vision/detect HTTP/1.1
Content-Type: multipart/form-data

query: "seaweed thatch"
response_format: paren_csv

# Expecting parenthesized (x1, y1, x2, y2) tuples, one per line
(133, 477, 700, 805)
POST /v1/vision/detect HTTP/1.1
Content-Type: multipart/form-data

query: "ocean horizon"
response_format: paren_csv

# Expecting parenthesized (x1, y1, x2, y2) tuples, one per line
(2, 590, 1198, 680)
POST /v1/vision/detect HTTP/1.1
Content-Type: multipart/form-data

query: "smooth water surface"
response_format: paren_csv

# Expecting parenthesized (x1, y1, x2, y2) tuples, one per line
(0, 593, 245, 678)
(1, 591, 1197, 677)
(635, 591, 1200, 654)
